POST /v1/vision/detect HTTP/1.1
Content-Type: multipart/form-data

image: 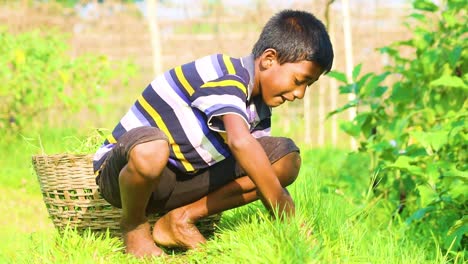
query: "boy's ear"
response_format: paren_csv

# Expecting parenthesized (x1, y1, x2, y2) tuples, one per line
(260, 48, 278, 69)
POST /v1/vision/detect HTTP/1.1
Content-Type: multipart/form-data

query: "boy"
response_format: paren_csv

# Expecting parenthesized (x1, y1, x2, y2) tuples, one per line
(93, 9, 333, 258)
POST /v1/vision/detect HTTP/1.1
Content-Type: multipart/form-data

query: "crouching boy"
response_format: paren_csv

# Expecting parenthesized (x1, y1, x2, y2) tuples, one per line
(93, 9, 333, 258)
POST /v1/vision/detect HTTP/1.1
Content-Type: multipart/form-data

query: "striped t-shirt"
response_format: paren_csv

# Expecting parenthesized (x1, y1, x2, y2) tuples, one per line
(93, 54, 271, 173)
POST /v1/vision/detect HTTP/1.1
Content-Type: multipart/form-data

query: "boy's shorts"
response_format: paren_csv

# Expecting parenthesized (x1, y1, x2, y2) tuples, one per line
(95, 126, 299, 214)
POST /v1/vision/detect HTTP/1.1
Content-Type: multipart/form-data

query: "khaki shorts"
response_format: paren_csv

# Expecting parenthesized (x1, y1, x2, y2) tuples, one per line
(95, 126, 299, 214)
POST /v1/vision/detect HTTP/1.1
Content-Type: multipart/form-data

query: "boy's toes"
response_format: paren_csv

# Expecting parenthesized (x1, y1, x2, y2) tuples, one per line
(153, 209, 206, 249)
(122, 221, 165, 258)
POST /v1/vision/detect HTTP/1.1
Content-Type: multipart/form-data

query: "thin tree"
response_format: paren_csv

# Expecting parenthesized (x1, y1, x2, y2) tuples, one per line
(326, 0, 339, 146)
(324, 0, 338, 147)
(341, 0, 357, 149)
(304, 82, 312, 145)
(147, 0, 163, 76)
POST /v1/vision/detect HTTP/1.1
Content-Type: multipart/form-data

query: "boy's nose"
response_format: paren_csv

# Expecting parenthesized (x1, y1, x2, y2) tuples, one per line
(293, 87, 306, 100)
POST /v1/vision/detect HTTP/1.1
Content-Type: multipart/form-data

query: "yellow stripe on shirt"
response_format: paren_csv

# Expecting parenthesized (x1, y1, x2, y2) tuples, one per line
(222, 55, 236, 74)
(175, 66, 195, 96)
(201, 79, 247, 95)
(137, 95, 195, 172)
(107, 134, 117, 144)
(219, 132, 228, 143)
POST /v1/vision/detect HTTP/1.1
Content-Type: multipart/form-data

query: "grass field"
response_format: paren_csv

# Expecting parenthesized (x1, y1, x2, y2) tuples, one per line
(0, 128, 461, 263)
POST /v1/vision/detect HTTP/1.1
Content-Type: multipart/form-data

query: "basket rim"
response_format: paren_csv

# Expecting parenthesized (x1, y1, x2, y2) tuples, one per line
(32, 153, 93, 158)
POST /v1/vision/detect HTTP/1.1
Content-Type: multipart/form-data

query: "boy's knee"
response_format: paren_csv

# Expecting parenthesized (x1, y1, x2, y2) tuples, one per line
(127, 139, 169, 180)
(276, 151, 301, 187)
(284, 151, 301, 186)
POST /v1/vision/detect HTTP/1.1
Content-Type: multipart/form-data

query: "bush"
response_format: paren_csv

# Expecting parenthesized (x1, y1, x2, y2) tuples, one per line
(328, 0, 467, 254)
(0, 27, 136, 137)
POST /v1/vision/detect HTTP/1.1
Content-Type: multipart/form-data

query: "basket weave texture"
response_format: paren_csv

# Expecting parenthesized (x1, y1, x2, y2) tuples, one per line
(32, 154, 220, 237)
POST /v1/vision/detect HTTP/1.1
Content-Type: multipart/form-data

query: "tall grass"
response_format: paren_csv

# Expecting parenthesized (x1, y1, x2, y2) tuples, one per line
(0, 129, 463, 263)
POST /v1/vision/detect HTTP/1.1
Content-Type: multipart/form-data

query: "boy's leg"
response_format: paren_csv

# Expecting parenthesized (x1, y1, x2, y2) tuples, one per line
(152, 137, 300, 249)
(119, 139, 169, 257)
(96, 127, 170, 258)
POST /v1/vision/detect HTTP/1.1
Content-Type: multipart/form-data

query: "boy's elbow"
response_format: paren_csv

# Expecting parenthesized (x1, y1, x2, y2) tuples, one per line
(227, 135, 252, 153)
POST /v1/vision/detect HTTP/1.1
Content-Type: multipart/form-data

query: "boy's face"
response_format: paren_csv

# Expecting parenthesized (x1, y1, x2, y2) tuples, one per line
(254, 49, 324, 107)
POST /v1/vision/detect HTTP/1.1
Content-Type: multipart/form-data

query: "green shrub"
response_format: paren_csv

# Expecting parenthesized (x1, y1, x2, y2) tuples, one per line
(328, 0, 467, 254)
(0, 27, 135, 138)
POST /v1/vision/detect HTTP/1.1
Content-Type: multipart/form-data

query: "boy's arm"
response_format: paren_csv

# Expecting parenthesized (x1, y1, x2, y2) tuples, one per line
(222, 113, 295, 217)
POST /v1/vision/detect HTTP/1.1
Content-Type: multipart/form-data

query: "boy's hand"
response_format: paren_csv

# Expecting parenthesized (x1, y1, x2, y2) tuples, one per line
(222, 114, 295, 217)
(299, 221, 314, 238)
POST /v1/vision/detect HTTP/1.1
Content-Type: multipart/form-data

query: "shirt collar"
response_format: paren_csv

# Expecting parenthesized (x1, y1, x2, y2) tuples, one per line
(240, 54, 255, 101)
(240, 54, 271, 120)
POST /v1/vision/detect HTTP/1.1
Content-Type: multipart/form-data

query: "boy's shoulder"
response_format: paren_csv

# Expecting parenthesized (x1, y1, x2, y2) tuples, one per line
(190, 53, 252, 82)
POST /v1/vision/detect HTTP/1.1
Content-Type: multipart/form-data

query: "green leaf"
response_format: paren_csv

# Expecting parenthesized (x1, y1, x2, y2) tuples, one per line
(355, 112, 372, 127)
(374, 86, 388, 97)
(356, 72, 374, 94)
(444, 217, 468, 251)
(445, 166, 468, 179)
(413, 0, 438, 12)
(430, 75, 467, 90)
(405, 206, 435, 225)
(339, 121, 361, 137)
(409, 13, 426, 22)
(389, 155, 424, 176)
(426, 163, 440, 184)
(390, 82, 415, 103)
(362, 72, 390, 96)
(339, 83, 357, 94)
(354, 112, 374, 138)
(447, 181, 468, 202)
(410, 131, 449, 152)
(352, 63, 362, 82)
(369, 141, 393, 153)
(416, 184, 438, 207)
(327, 99, 358, 118)
(448, 46, 462, 67)
(327, 71, 347, 83)
(430, 131, 448, 152)
(413, 30, 434, 53)
(378, 46, 398, 57)
(392, 155, 412, 168)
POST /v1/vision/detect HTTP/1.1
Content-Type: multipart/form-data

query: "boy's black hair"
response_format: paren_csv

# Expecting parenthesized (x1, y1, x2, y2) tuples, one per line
(252, 9, 334, 73)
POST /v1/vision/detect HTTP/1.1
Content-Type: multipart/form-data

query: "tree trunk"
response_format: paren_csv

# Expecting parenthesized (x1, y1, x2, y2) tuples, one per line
(341, 0, 357, 150)
(304, 89, 312, 145)
(147, 0, 163, 76)
(325, 0, 338, 147)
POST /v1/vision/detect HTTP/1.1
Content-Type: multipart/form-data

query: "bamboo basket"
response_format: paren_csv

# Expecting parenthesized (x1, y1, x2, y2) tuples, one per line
(32, 154, 220, 237)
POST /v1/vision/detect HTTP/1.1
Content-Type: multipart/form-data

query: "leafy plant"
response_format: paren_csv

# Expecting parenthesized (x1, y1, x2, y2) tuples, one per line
(328, 0, 467, 253)
(0, 27, 136, 137)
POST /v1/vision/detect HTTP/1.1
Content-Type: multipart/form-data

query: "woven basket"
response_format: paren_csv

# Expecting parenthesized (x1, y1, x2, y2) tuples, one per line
(32, 154, 221, 237)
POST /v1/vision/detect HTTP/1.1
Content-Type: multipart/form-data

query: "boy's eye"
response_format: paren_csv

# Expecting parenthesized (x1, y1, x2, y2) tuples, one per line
(295, 78, 313, 86)
(295, 77, 316, 87)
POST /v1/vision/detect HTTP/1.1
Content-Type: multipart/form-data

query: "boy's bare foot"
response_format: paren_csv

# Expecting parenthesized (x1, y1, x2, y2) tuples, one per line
(152, 208, 206, 249)
(122, 221, 165, 258)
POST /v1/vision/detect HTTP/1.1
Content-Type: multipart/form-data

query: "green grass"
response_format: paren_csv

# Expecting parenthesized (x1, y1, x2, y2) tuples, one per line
(0, 128, 464, 263)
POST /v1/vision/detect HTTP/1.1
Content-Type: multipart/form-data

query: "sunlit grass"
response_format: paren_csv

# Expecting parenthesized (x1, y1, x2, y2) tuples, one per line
(0, 129, 464, 263)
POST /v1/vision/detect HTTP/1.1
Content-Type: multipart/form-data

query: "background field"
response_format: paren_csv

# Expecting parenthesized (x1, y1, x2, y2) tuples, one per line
(0, 0, 412, 147)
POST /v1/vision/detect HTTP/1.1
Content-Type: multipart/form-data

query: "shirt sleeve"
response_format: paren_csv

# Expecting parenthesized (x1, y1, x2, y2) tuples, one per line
(191, 74, 249, 133)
